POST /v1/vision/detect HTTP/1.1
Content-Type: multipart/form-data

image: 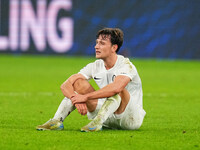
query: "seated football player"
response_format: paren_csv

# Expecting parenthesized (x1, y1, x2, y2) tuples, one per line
(36, 28, 146, 132)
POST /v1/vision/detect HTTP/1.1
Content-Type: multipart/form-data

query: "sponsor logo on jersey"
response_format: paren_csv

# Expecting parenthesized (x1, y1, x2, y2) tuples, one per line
(120, 72, 127, 74)
(94, 76, 101, 80)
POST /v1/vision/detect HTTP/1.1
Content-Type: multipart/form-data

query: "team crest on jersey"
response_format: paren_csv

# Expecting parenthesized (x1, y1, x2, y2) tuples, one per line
(112, 75, 116, 81)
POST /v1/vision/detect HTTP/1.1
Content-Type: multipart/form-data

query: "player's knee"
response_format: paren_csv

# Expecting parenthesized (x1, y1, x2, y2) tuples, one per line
(74, 79, 94, 94)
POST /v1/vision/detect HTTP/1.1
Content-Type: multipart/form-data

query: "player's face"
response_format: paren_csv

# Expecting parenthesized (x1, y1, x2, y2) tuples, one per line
(95, 35, 116, 59)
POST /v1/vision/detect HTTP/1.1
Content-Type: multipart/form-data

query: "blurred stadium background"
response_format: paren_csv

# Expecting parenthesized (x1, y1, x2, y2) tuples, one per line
(1, 1, 200, 149)
(0, 0, 200, 59)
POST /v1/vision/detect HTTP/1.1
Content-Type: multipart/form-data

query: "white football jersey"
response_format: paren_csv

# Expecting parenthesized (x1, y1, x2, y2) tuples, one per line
(79, 55, 143, 107)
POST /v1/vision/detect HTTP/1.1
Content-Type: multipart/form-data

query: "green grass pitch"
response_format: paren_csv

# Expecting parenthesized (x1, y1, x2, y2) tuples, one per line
(0, 54, 199, 150)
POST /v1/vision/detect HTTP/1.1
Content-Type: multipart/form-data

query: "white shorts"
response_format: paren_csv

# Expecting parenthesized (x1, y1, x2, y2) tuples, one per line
(87, 95, 146, 130)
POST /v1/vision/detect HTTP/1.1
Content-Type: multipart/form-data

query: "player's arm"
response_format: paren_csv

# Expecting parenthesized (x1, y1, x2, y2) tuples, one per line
(87, 75, 130, 99)
(60, 74, 89, 115)
(60, 73, 86, 99)
(71, 75, 130, 104)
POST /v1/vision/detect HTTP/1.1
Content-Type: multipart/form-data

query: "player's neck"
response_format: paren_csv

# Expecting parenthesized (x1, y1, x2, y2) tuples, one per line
(104, 54, 118, 70)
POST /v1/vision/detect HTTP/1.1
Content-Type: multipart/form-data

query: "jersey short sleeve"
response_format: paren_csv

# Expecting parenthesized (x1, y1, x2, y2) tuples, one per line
(78, 63, 93, 80)
(116, 58, 137, 81)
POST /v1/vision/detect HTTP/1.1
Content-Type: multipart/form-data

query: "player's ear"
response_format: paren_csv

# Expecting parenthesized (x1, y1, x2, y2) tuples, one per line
(112, 44, 118, 53)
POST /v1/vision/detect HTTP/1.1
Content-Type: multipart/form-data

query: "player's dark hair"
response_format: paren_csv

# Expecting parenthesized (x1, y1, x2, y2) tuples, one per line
(96, 28, 124, 53)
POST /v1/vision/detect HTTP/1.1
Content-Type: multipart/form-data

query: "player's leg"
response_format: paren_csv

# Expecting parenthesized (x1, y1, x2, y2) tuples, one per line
(81, 89, 130, 132)
(103, 92, 146, 130)
(73, 78, 98, 112)
(81, 94, 122, 132)
(36, 78, 98, 130)
(115, 88, 130, 114)
(53, 78, 98, 120)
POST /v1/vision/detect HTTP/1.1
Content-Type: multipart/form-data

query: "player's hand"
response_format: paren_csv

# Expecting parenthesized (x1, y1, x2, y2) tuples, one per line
(75, 103, 87, 115)
(71, 94, 88, 104)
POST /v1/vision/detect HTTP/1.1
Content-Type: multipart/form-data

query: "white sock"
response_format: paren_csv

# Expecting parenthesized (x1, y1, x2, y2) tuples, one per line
(53, 97, 75, 121)
(94, 94, 121, 124)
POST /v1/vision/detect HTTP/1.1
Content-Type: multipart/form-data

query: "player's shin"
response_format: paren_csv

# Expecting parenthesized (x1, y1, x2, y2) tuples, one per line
(53, 97, 75, 121)
(81, 94, 121, 132)
(95, 94, 121, 124)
